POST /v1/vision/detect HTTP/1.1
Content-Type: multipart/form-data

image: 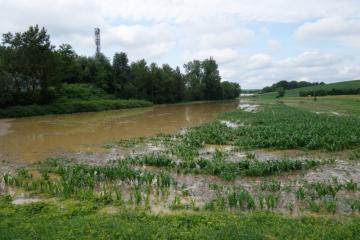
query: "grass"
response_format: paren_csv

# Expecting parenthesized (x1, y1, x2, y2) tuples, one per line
(148, 103, 360, 153)
(218, 104, 360, 150)
(124, 153, 332, 180)
(0, 99, 153, 118)
(4, 158, 173, 203)
(0, 83, 154, 118)
(2, 92, 360, 238)
(258, 79, 360, 99)
(0, 197, 359, 240)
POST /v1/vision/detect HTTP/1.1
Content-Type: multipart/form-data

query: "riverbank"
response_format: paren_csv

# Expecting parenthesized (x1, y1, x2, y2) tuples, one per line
(0, 99, 242, 119)
(0, 100, 239, 162)
(0, 99, 153, 118)
(0, 196, 359, 239)
(1, 96, 360, 239)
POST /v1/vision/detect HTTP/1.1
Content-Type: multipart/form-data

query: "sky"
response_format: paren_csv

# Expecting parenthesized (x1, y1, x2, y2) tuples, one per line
(1, 0, 360, 89)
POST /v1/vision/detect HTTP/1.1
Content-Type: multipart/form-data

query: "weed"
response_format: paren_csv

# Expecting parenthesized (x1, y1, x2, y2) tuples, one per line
(344, 179, 358, 191)
(296, 186, 306, 200)
(260, 180, 281, 192)
(323, 200, 337, 214)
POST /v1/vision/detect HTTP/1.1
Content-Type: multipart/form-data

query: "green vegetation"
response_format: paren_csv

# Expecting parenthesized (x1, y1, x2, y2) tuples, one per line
(299, 88, 360, 97)
(0, 25, 240, 118)
(181, 104, 360, 151)
(2, 83, 360, 238)
(276, 87, 285, 98)
(258, 80, 360, 99)
(125, 153, 333, 180)
(230, 104, 360, 150)
(261, 80, 324, 93)
(0, 98, 153, 118)
(0, 197, 359, 240)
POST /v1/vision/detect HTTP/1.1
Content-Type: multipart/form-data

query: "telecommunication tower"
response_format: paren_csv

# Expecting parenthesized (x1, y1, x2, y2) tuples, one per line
(94, 28, 101, 55)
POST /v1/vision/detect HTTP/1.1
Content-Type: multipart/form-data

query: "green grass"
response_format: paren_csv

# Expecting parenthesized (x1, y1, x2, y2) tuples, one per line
(258, 80, 360, 99)
(124, 152, 332, 180)
(4, 158, 172, 201)
(0, 197, 359, 240)
(0, 99, 153, 118)
(151, 103, 360, 152)
(218, 104, 360, 150)
(0, 83, 153, 118)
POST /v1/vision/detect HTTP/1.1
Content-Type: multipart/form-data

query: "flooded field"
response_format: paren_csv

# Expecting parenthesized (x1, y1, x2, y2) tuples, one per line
(0, 100, 239, 163)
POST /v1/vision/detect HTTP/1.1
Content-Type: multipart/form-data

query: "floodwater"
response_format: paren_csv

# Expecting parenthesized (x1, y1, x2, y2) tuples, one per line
(0, 100, 239, 163)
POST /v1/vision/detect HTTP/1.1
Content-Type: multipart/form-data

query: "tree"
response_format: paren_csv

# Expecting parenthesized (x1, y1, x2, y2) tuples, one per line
(55, 44, 79, 84)
(0, 25, 241, 108)
(201, 58, 222, 100)
(1, 25, 56, 104)
(112, 52, 130, 97)
(276, 87, 285, 98)
(221, 81, 241, 99)
(0, 71, 14, 107)
(93, 53, 112, 92)
(130, 59, 150, 100)
(184, 60, 203, 101)
(173, 66, 185, 102)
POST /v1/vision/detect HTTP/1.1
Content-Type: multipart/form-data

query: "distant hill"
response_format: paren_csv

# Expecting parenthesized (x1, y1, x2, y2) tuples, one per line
(258, 80, 360, 99)
(261, 80, 324, 93)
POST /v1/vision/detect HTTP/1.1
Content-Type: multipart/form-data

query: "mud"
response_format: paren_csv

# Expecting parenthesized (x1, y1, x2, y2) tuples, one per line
(0, 101, 239, 163)
(0, 119, 13, 136)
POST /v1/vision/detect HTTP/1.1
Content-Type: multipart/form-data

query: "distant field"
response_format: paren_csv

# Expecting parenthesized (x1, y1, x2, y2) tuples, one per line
(258, 80, 360, 99)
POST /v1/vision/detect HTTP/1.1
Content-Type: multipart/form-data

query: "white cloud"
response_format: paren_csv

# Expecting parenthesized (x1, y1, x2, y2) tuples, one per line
(100, 0, 360, 23)
(1, 0, 360, 88)
(187, 48, 239, 65)
(246, 54, 272, 70)
(295, 17, 360, 47)
(220, 51, 359, 89)
(198, 29, 255, 49)
(274, 51, 349, 68)
(267, 40, 280, 51)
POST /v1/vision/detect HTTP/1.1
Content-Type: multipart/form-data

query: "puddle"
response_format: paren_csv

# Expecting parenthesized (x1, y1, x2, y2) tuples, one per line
(238, 103, 258, 112)
(12, 196, 41, 205)
(220, 120, 240, 128)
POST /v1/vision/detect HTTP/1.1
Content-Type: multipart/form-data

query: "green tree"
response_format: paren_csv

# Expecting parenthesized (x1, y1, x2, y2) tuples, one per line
(276, 87, 285, 98)
(130, 59, 150, 100)
(221, 81, 241, 99)
(1, 25, 56, 104)
(93, 53, 112, 92)
(172, 66, 185, 102)
(55, 44, 79, 84)
(184, 60, 203, 101)
(112, 52, 130, 97)
(201, 58, 222, 100)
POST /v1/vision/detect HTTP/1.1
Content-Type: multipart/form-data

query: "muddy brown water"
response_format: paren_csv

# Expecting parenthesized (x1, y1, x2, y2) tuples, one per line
(0, 100, 239, 163)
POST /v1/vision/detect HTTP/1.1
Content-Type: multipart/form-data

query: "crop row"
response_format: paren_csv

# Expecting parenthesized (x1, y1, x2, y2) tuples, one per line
(186, 104, 360, 151)
(123, 152, 334, 180)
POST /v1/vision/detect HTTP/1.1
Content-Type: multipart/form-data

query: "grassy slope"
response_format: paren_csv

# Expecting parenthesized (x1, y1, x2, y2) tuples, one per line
(259, 80, 360, 99)
(0, 199, 359, 240)
(0, 99, 153, 118)
(0, 84, 153, 118)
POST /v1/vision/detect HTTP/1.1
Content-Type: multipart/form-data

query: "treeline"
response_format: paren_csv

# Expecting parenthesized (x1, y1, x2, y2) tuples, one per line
(299, 88, 360, 97)
(261, 80, 324, 93)
(0, 25, 240, 108)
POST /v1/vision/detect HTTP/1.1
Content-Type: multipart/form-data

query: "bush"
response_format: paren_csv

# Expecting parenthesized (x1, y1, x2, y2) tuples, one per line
(0, 99, 153, 118)
(276, 87, 285, 98)
(58, 83, 110, 100)
(299, 88, 360, 97)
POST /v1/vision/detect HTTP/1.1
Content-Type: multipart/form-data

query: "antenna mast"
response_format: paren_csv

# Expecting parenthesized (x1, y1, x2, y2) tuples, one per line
(94, 28, 101, 55)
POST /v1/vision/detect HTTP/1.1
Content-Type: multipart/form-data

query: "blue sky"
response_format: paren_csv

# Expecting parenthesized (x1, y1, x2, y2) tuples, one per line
(1, 0, 360, 88)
